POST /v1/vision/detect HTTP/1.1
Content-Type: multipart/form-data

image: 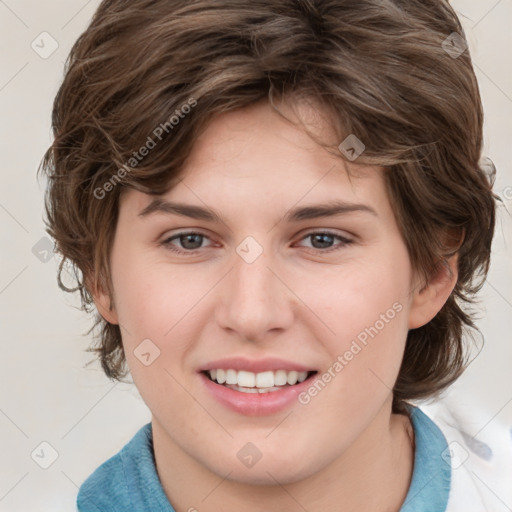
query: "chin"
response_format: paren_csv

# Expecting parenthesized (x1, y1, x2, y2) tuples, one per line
(207, 452, 321, 487)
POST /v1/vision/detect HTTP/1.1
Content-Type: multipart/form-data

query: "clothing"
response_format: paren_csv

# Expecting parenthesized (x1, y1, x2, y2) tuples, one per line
(400, 405, 450, 511)
(420, 398, 512, 511)
(76, 404, 512, 511)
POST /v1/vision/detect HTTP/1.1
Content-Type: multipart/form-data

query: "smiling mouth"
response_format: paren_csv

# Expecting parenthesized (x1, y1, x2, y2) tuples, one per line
(203, 369, 318, 393)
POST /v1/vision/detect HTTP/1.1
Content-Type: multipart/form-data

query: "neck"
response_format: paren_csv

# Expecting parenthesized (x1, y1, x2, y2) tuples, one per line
(152, 399, 415, 512)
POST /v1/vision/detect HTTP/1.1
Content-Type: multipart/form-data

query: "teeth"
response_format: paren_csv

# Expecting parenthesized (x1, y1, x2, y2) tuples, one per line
(287, 371, 299, 385)
(255, 371, 273, 388)
(274, 370, 288, 386)
(225, 369, 237, 385)
(297, 371, 308, 383)
(238, 370, 256, 387)
(207, 369, 310, 388)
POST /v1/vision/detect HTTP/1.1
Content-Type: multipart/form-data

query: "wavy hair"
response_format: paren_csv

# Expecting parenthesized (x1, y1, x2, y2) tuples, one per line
(39, 0, 498, 415)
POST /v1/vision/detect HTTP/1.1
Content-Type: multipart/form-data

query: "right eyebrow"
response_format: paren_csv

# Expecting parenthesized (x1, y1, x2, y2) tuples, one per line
(138, 199, 221, 222)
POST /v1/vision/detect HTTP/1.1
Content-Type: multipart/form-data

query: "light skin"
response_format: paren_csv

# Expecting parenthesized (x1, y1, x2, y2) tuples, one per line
(92, 98, 458, 512)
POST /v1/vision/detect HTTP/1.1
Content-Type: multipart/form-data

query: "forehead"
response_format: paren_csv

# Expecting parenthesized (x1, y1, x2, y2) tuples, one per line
(178, 100, 377, 194)
(183, 98, 349, 175)
(120, 99, 390, 221)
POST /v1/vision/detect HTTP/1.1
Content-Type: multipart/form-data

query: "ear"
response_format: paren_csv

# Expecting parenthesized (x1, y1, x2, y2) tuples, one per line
(407, 254, 458, 329)
(86, 273, 119, 325)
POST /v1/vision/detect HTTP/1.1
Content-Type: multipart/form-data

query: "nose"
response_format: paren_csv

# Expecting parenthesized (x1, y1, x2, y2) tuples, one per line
(214, 243, 295, 343)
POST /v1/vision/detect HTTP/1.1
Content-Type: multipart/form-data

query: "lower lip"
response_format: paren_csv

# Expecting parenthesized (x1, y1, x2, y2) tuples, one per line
(199, 372, 315, 416)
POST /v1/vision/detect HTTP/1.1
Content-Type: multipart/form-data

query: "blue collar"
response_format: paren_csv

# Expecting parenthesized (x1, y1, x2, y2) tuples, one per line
(78, 405, 451, 511)
(399, 405, 451, 511)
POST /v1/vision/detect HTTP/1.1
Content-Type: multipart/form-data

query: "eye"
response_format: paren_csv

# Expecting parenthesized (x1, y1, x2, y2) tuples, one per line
(161, 231, 213, 254)
(161, 230, 353, 255)
(296, 230, 353, 253)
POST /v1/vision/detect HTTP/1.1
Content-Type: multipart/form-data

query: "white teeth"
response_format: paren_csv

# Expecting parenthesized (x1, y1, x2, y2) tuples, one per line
(216, 369, 226, 384)
(237, 370, 256, 387)
(287, 371, 298, 385)
(225, 369, 237, 385)
(207, 369, 312, 389)
(274, 370, 288, 386)
(255, 371, 274, 388)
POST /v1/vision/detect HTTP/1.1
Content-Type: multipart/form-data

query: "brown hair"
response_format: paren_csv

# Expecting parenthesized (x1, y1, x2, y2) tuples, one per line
(39, 0, 498, 415)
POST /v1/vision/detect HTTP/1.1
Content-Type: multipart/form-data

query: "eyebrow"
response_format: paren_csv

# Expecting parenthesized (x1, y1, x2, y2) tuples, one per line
(138, 198, 378, 222)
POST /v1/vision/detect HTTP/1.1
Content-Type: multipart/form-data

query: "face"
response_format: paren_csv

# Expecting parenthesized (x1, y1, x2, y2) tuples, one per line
(95, 99, 447, 485)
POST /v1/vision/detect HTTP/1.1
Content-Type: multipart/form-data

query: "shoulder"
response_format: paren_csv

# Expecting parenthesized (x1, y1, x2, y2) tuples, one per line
(77, 454, 127, 512)
(76, 423, 156, 512)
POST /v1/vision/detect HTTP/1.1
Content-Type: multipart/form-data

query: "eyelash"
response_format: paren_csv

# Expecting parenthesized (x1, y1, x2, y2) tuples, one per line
(161, 230, 353, 255)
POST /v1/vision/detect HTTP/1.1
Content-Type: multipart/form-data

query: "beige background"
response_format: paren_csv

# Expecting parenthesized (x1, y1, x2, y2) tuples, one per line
(0, 0, 511, 510)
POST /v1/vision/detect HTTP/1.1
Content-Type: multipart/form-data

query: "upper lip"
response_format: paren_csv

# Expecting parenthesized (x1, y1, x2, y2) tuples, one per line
(199, 357, 316, 373)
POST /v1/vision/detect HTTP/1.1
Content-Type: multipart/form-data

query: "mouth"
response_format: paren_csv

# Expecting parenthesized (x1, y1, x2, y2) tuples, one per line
(198, 357, 320, 415)
(202, 369, 318, 394)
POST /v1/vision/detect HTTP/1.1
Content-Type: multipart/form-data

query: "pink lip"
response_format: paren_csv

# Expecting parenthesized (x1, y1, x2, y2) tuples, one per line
(199, 372, 317, 417)
(198, 357, 315, 373)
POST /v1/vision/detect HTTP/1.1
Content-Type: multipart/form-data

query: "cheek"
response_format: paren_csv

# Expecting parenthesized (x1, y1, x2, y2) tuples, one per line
(313, 252, 410, 330)
(109, 252, 212, 398)
(112, 258, 198, 417)
(110, 250, 195, 340)
(306, 245, 412, 382)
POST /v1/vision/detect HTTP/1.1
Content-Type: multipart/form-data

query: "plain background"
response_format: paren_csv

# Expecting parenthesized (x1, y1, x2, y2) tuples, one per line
(0, 1, 511, 510)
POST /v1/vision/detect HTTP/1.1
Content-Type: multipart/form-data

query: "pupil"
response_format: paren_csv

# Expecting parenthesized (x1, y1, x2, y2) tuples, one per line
(312, 234, 333, 249)
(182, 234, 202, 249)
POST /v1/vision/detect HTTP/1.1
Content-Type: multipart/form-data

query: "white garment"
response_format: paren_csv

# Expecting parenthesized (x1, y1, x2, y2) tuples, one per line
(420, 399, 512, 511)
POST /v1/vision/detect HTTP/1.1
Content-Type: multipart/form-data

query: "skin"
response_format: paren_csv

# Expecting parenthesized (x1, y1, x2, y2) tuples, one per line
(93, 98, 458, 512)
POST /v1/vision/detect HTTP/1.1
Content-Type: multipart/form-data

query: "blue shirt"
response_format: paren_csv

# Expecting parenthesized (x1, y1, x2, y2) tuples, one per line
(77, 405, 451, 511)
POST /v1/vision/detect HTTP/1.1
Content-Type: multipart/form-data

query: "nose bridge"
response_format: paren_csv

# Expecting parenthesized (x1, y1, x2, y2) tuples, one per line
(216, 238, 292, 341)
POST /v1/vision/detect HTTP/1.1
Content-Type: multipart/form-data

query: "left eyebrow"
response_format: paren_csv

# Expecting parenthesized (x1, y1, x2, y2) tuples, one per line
(284, 200, 378, 221)
(138, 199, 378, 222)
